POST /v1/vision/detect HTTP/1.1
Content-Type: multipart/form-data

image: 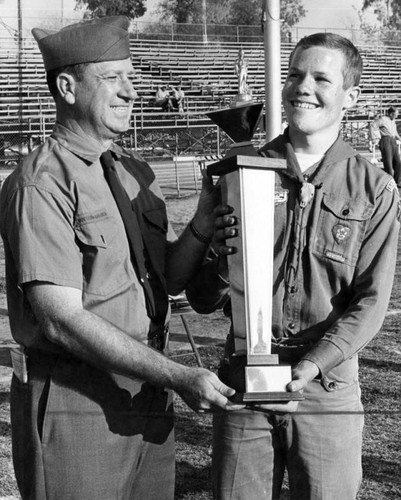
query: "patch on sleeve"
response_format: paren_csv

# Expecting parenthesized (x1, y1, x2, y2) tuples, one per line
(385, 178, 397, 192)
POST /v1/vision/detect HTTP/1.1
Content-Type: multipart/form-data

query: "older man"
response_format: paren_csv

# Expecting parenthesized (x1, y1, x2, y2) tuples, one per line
(0, 16, 239, 500)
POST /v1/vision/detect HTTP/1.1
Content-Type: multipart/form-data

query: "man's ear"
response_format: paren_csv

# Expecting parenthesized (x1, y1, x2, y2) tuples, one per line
(56, 72, 76, 105)
(344, 86, 361, 110)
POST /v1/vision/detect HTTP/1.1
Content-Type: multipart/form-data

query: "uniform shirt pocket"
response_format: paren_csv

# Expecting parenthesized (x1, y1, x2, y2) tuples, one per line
(313, 193, 373, 267)
(74, 212, 134, 297)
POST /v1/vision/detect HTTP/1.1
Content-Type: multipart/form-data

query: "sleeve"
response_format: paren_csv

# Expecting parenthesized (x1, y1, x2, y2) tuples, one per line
(6, 185, 83, 289)
(304, 181, 400, 375)
(369, 118, 380, 138)
(186, 254, 231, 314)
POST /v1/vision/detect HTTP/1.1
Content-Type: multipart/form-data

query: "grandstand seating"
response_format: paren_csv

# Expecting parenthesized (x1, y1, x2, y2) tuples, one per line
(1, 35, 401, 161)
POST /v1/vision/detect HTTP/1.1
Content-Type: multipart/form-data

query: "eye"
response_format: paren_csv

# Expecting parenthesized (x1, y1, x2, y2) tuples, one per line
(287, 71, 299, 80)
(128, 74, 141, 85)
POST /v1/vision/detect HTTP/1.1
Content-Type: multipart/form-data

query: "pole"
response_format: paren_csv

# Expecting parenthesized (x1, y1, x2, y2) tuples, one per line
(202, 0, 207, 43)
(263, 0, 282, 142)
(17, 0, 24, 147)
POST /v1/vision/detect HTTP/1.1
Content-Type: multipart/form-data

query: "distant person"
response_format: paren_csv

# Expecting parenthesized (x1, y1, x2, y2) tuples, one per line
(155, 85, 171, 112)
(171, 85, 185, 113)
(371, 106, 401, 184)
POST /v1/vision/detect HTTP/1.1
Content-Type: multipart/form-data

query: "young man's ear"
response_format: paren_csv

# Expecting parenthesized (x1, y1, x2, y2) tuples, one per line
(56, 72, 76, 105)
(344, 86, 361, 110)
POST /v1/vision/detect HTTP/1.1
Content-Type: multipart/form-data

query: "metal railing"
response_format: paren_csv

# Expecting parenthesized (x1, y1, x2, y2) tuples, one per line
(2, 17, 401, 47)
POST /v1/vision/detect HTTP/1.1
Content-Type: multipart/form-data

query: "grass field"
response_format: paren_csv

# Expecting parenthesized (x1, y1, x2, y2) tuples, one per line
(0, 193, 400, 499)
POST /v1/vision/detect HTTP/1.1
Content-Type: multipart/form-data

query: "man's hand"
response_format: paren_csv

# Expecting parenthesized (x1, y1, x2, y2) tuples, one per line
(287, 359, 320, 393)
(173, 366, 244, 413)
(213, 204, 238, 255)
(251, 360, 319, 413)
(190, 173, 221, 240)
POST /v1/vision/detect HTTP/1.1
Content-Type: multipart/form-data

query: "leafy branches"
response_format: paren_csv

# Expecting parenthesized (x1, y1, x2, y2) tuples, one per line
(75, 0, 147, 20)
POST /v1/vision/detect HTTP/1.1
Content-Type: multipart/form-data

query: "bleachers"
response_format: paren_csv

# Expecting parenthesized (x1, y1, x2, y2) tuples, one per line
(2, 35, 401, 158)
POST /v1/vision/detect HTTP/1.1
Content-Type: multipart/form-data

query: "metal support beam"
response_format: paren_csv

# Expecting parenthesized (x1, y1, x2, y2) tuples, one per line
(263, 0, 282, 141)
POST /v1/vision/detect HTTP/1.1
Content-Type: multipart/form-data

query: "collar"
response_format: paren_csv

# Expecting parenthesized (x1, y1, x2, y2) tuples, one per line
(259, 129, 356, 185)
(51, 122, 130, 164)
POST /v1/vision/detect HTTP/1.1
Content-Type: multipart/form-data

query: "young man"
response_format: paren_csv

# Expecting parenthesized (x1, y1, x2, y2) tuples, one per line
(371, 106, 401, 184)
(187, 33, 400, 499)
(0, 16, 240, 500)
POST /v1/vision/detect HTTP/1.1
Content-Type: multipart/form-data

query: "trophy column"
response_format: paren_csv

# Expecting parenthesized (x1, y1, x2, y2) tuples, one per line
(207, 103, 303, 403)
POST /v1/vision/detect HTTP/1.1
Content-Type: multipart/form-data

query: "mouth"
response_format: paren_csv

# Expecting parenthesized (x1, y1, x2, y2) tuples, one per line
(111, 106, 132, 113)
(291, 101, 319, 110)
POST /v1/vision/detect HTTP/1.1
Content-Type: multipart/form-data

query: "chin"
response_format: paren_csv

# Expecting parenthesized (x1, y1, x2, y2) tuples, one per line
(288, 122, 312, 135)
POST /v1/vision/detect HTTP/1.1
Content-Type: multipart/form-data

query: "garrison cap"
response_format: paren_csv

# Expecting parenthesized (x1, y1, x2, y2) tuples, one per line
(32, 16, 131, 72)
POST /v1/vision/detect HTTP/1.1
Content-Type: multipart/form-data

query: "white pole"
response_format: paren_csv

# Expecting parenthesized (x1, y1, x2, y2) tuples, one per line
(202, 0, 207, 43)
(263, 0, 282, 141)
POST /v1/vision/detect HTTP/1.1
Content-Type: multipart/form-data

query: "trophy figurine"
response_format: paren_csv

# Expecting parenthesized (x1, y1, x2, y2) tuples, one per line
(206, 52, 303, 403)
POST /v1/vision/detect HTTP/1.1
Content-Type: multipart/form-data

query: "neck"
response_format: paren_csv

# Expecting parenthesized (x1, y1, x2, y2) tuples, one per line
(57, 114, 113, 151)
(288, 128, 339, 155)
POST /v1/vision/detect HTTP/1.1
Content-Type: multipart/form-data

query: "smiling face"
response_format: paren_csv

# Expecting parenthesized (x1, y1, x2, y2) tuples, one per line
(71, 58, 137, 146)
(282, 46, 360, 151)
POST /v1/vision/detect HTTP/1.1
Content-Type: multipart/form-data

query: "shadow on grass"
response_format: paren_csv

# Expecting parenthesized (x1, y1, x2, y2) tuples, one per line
(175, 411, 212, 447)
(360, 357, 401, 373)
(362, 455, 401, 498)
(0, 420, 11, 436)
(0, 390, 10, 405)
(363, 454, 401, 485)
(175, 460, 211, 498)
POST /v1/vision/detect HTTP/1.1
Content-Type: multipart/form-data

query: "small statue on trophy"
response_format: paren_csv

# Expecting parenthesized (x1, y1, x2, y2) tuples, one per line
(232, 48, 252, 107)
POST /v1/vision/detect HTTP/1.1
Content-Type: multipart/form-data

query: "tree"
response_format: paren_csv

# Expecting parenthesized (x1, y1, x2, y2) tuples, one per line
(156, 0, 200, 23)
(229, 0, 261, 25)
(361, 0, 401, 29)
(156, 0, 306, 30)
(280, 0, 307, 34)
(75, 0, 147, 20)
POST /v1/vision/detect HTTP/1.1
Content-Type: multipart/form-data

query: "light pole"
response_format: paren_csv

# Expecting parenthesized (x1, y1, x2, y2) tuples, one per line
(202, 0, 207, 43)
(262, 0, 282, 141)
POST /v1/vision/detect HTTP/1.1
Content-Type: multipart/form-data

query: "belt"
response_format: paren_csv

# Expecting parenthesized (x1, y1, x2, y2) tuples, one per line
(271, 339, 315, 363)
(148, 325, 169, 352)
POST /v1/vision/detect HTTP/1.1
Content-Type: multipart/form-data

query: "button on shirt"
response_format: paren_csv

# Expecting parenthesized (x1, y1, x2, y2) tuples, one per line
(0, 123, 175, 353)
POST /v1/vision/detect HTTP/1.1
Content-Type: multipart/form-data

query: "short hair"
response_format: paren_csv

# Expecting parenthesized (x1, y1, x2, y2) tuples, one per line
(46, 63, 90, 98)
(289, 33, 363, 89)
(387, 106, 396, 115)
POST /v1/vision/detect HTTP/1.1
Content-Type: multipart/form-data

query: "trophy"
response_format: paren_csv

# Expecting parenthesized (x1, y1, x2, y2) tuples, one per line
(206, 53, 303, 403)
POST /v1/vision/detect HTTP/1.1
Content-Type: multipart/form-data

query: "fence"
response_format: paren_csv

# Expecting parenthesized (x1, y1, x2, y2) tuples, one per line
(2, 16, 401, 47)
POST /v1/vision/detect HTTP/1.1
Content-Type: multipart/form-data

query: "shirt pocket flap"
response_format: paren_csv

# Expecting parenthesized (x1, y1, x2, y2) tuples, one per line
(142, 207, 168, 233)
(322, 193, 373, 221)
(75, 218, 118, 248)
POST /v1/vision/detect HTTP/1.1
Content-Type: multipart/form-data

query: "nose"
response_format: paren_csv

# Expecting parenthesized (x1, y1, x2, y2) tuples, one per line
(120, 78, 138, 101)
(295, 74, 313, 95)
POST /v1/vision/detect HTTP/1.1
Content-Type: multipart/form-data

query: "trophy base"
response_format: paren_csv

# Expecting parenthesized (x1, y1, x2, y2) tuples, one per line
(242, 391, 304, 403)
(236, 364, 304, 403)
